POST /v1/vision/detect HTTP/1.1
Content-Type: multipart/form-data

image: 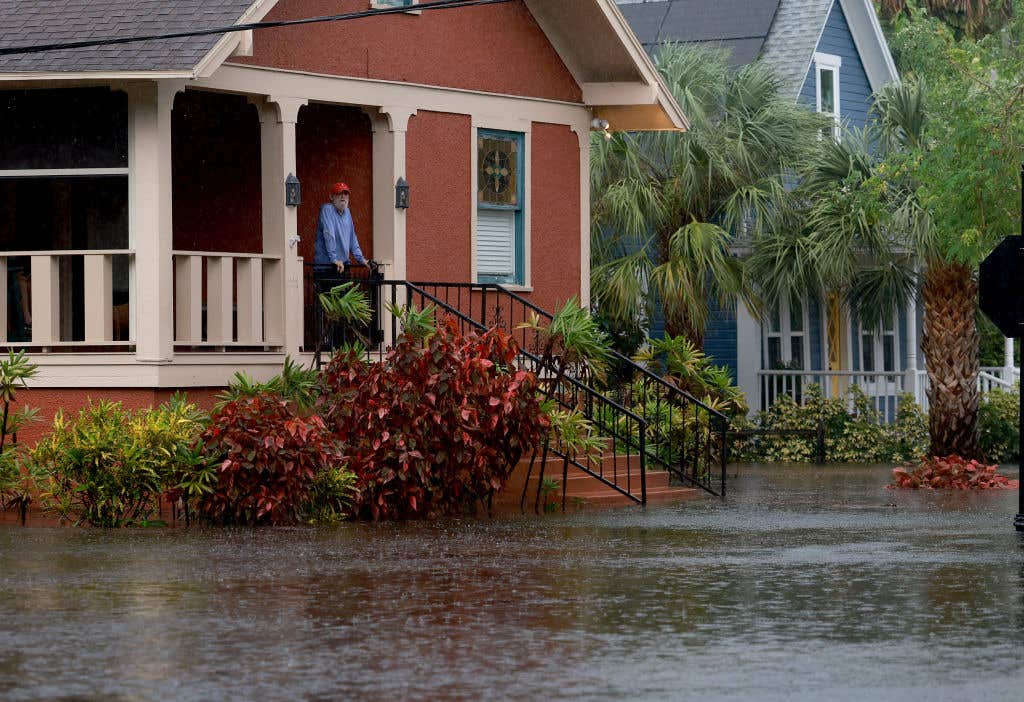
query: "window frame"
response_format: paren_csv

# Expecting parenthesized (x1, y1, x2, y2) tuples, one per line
(814, 52, 842, 141)
(370, 0, 419, 12)
(763, 296, 811, 371)
(857, 310, 901, 377)
(474, 127, 527, 287)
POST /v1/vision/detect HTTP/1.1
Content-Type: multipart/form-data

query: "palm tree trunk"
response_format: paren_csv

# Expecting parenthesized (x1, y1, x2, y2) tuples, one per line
(921, 261, 980, 458)
(664, 307, 704, 348)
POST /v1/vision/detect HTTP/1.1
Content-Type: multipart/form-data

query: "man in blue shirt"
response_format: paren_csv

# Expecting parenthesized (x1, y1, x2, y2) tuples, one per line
(314, 181, 369, 272)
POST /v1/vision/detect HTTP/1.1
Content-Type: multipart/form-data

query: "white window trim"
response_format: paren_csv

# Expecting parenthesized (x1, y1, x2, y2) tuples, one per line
(814, 52, 842, 140)
(370, 0, 420, 14)
(857, 311, 901, 376)
(470, 119, 531, 288)
(764, 296, 811, 371)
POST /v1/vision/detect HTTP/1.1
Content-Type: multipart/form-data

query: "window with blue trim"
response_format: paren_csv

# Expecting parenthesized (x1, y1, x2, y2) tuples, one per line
(477, 129, 525, 285)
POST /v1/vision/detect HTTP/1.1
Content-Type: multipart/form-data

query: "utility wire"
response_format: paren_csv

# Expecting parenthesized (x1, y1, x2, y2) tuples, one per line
(0, 0, 514, 57)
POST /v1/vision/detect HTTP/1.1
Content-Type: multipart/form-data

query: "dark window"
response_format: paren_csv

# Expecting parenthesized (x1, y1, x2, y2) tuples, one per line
(0, 88, 128, 170)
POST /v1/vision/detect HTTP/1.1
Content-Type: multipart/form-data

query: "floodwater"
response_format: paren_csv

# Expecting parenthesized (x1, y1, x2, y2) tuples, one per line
(2, 464, 1024, 701)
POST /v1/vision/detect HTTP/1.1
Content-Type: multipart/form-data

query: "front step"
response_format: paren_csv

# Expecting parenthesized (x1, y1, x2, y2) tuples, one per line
(492, 452, 700, 514)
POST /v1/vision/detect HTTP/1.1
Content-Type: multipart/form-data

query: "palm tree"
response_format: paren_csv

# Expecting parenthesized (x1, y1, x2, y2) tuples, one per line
(878, 0, 1013, 38)
(590, 44, 827, 347)
(748, 80, 982, 458)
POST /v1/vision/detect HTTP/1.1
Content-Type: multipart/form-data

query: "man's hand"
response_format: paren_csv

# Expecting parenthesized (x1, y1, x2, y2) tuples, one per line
(361, 260, 371, 269)
(334, 260, 346, 273)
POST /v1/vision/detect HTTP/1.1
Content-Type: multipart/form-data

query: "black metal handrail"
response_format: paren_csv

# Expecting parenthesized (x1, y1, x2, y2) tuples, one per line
(396, 281, 649, 505)
(307, 274, 650, 505)
(410, 282, 730, 497)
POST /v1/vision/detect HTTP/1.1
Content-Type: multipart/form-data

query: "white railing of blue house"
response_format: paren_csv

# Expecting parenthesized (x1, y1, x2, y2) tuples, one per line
(758, 366, 1020, 419)
(172, 250, 284, 349)
(0, 249, 135, 349)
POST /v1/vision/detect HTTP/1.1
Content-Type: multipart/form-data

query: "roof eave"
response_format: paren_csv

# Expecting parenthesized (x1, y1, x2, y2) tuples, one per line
(587, 0, 688, 131)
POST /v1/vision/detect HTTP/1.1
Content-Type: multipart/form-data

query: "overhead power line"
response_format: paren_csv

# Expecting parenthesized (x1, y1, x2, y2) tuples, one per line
(0, 0, 514, 57)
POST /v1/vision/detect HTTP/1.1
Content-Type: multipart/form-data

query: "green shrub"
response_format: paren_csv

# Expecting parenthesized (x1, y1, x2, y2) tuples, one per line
(979, 386, 1019, 463)
(33, 397, 208, 527)
(735, 384, 928, 464)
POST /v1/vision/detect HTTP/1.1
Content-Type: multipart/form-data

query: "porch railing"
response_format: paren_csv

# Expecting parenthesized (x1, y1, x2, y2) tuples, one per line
(759, 366, 1021, 419)
(0, 249, 134, 349)
(172, 250, 283, 349)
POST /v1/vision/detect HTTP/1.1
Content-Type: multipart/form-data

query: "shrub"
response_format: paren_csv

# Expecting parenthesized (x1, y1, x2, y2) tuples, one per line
(33, 398, 206, 527)
(889, 455, 1019, 490)
(0, 350, 39, 523)
(735, 384, 928, 464)
(318, 316, 546, 520)
(198, 393, 343, 526)
(979, 386, 1019, 463)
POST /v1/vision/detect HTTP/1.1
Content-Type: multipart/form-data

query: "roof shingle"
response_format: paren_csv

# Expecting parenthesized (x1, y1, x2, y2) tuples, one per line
(0, 0, 256, 74)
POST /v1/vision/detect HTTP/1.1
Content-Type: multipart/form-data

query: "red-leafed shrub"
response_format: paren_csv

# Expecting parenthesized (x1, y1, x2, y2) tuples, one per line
(889, 455, 1020, 490)
(319, 318, 546, 519)
(198, 393, 341, 525)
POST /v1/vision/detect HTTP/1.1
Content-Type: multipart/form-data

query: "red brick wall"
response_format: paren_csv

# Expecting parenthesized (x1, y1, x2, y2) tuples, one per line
(406, 111, 472, 282)
(232, 0, 581, 103)
(172, 91, 263, 253)
(296, 104, 375, 263)
(16, 388, 224, 445)
(526, 121, 581, 312)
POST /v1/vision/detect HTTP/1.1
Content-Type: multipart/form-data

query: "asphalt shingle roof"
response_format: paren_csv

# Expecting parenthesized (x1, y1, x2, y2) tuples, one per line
(0, 0, 256, 74)
(759, 0, 834, 98)
(618, 0, 835, 98)
(617, 0, 781, 67)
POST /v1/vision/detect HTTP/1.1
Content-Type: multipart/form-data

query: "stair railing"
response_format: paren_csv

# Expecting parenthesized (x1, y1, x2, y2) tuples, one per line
(410, 282, 730, 497)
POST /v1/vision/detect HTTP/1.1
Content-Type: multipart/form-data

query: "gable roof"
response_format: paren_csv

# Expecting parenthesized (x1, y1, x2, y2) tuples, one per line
(0, 0, 687, 131)
(618, 0, 898, 99)
(618, 0, 780, 67)
(0, 0, 266, 76)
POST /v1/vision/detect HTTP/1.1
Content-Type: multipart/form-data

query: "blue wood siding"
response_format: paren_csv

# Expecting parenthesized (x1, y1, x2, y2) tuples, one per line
(704, 296, 738, 379)
(797, 1, 874, 132)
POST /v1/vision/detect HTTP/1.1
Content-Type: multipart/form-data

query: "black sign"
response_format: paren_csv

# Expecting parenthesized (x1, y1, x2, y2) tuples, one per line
(979, 235, 1024, 338)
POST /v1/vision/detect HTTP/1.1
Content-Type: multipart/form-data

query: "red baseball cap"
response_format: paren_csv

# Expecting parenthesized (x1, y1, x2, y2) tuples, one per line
(331, 182, 351, 195)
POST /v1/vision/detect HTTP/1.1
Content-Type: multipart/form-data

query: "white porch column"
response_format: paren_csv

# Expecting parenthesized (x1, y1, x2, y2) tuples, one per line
(128, 81, 180, 364)
(1004, 337, 1015, 382)
(369, 107, 414, 281)
(259, 96, 306, 355)
(905, 289, 920, 404)
(736, 302, 761, 417)
(575, 124, 591, 307)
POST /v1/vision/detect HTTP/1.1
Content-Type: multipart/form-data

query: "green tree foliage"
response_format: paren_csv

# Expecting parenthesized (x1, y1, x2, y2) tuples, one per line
(591, 44, 828, 346)
(878, 0, 1014, 39)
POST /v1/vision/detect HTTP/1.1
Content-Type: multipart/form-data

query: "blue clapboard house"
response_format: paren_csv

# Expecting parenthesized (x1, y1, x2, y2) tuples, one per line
(613, 0, 975, 417)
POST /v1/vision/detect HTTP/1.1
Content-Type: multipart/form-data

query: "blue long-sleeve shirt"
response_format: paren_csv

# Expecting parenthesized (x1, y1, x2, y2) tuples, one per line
(313, 204, 367, 266)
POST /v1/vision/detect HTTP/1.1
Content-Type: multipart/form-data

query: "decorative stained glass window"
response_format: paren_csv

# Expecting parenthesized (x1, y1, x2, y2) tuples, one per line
(478, 134, 519, 207)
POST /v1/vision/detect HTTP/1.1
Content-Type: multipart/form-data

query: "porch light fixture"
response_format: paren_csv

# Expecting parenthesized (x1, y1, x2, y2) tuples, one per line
(285, 173, 301, 207)
(395, 177, 410, 209)
(590, 117, 612, 141)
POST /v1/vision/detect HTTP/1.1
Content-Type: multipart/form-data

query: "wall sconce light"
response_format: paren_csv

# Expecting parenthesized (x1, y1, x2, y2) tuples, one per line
(395, 177, 410, 209)
(285, 173, 301, 207)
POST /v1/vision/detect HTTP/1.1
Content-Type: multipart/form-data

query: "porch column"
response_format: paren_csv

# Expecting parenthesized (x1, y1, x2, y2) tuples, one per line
(369, 107, 415, 281)
(127, 81, 180, 364)
(1004, 337, 1015, 382)
(259, 96, 306, 355)
(736, 302, 761, 417)
(575, 124, 591, 307)
(905, 289, 920, 404)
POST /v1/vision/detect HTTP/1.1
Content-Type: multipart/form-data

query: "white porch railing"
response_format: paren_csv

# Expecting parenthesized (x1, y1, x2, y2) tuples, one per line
(758, 369, 908, 419)
(0, 250, 134, 348)
(172, 251, 283, 349)
(758, 366, 1020, 419)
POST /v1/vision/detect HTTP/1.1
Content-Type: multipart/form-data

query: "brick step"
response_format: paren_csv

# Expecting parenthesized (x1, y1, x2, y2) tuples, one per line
(519, 468, 671, 491)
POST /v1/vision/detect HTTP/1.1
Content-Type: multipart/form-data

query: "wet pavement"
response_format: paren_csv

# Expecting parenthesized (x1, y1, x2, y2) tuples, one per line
(2, 463, 1024, 701)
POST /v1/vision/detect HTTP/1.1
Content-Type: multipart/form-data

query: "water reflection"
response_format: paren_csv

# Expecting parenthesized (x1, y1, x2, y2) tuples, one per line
(2, 464, 1024, 700)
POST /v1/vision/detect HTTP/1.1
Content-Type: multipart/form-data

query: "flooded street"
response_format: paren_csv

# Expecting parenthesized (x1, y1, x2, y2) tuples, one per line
(2, 463, 1024, 701)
